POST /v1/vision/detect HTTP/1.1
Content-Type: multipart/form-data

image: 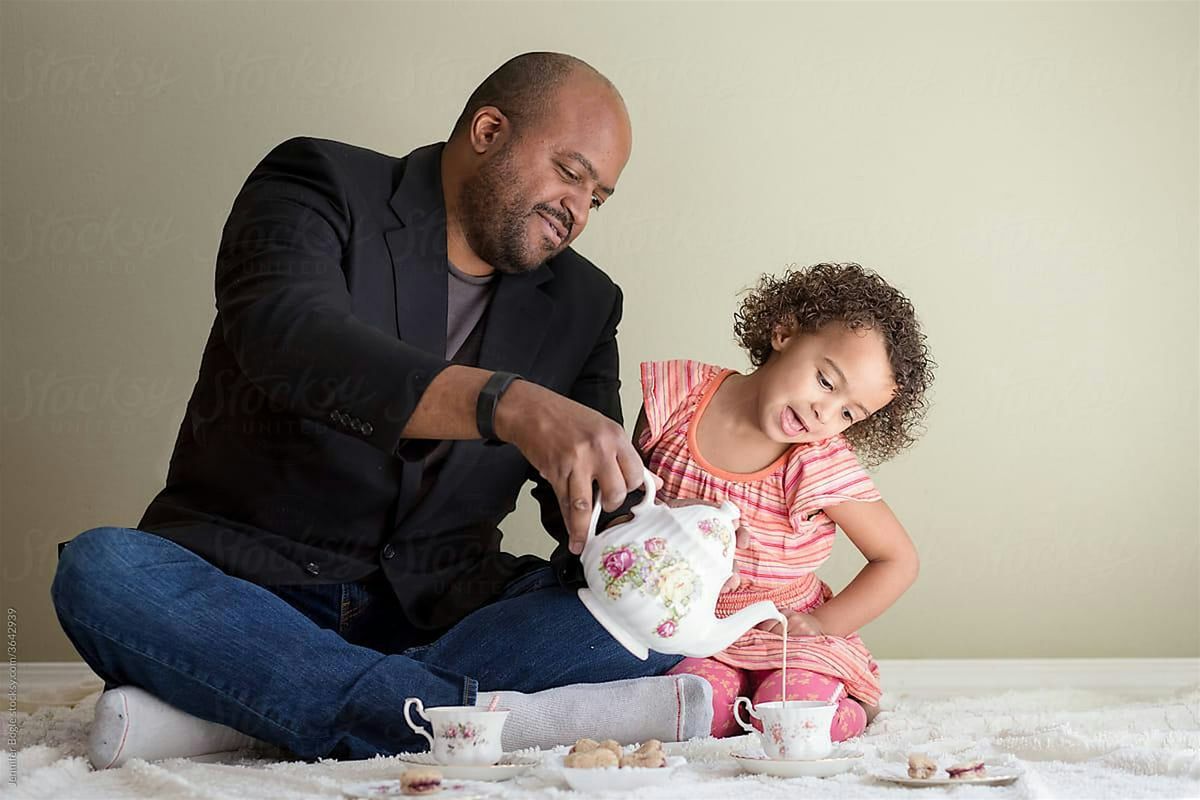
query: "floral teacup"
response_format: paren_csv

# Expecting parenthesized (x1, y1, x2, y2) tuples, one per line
(402, 698, 508, 765)
(734, 699, 836, 760)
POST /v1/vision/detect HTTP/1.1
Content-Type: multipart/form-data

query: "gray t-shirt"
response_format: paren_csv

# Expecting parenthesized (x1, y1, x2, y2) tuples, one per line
(417, 262, 497, 497)
(445, 260, 495, 361)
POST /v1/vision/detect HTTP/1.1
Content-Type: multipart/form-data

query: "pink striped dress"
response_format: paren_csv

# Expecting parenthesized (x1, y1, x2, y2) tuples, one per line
(638, 359, 884, 705)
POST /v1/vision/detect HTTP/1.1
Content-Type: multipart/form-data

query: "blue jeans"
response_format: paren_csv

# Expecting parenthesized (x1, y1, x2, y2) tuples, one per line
(51, 527, 681, 760)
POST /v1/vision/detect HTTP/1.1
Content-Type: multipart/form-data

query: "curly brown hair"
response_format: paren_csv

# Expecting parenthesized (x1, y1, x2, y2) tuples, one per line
(733, 262, 935, 467)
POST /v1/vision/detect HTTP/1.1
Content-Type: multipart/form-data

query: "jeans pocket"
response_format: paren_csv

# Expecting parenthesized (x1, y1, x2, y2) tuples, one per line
(263, 583, 344, 632)
(499, 566, 558, 600)
(400, 643, 432, 660)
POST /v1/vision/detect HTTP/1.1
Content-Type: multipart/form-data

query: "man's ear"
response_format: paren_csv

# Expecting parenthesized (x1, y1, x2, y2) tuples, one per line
(469, 106, 509, 154)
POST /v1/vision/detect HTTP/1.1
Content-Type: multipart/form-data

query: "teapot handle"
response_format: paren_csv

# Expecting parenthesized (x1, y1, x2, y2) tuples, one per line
(584, 466, 659, 544)
(586, 488, 604, 544)
(633, 466, 658, 513)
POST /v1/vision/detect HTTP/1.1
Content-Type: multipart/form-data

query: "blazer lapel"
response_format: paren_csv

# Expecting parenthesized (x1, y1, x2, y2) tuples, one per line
(385, 143, 448, 358)
(477, 266, 555, 376)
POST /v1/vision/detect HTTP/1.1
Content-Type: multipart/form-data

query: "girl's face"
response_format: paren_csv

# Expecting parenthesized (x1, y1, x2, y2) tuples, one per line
(755, 323, 897, 445)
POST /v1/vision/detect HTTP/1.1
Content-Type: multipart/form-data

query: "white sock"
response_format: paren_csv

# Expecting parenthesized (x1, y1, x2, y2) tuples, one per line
(475, 674, 713, 751)
(88, 686, 264, 769)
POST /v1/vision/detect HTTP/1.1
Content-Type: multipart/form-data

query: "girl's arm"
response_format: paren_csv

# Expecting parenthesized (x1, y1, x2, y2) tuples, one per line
(807, 499, 919, 637)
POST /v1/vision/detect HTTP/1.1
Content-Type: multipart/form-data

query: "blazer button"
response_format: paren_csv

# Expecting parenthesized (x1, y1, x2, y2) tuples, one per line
(361, 422, 373, 436)
(382, 544, 395, 560)
(305, 561, 320, 576)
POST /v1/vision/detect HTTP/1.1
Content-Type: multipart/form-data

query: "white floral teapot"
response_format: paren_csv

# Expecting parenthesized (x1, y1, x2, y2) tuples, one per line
(577, 467, 784, 659)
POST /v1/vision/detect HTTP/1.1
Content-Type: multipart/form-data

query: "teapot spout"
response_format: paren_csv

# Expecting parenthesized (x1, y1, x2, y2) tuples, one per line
(702, 600, 786, 656)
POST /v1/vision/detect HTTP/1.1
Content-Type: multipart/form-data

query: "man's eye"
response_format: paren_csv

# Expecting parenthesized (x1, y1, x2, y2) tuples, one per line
(590, 195, 602, 210)
(560, 165, 579, 181)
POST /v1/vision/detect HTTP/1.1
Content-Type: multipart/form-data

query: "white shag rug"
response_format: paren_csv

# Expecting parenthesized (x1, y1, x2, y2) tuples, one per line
(4, 685, 1199, 799)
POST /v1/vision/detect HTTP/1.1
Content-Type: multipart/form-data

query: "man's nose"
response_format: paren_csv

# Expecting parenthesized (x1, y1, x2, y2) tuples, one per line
(560, 194, 588, 236)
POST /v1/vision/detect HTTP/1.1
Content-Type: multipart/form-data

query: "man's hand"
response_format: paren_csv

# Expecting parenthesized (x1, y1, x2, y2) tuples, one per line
(495, 380, 644, 554)
(755, 609, 825, 637)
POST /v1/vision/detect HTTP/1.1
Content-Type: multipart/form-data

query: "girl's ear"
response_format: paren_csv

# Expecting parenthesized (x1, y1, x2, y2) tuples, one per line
(771, 320, 798, 352)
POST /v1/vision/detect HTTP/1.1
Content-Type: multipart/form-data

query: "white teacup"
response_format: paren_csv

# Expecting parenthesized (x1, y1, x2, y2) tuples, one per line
(403, 698, 509, 765)
(734, 699, 837, 760)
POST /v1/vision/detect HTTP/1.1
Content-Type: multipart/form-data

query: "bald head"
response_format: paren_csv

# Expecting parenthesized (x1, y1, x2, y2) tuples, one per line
(450, 52, 625, 141)
(443, 52, 631, 275)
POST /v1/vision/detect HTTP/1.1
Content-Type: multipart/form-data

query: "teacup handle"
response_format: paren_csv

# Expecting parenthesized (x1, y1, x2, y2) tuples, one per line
(403, 697, 435, 750)
(733, 696, 760, 735)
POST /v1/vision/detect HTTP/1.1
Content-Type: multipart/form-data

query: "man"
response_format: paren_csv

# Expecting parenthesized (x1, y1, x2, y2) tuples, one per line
(51, 53, 714, 766)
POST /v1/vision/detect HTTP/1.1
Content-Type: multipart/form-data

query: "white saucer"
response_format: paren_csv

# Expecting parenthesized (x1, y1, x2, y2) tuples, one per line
(872, 762, 1022, 787)
(732, 749, 863, 778)
(393, 750, 538, 781)
(553, 754, 686, 792)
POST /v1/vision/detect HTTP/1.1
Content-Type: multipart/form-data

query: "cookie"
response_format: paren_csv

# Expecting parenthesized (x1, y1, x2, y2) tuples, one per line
(618, 739, 666, 768)
(598, 739, 622, 758)
(564, 747, 619, 769)
(569, 738, 600, 754)
(620, 750, 667, 769)
(399, 767, 442, 795)
(907, 754, 937, 779)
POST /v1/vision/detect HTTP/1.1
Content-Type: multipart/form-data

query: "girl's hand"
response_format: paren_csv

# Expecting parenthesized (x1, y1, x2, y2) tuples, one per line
(755, 610, 825, 637)
(725, 525, 752, 591)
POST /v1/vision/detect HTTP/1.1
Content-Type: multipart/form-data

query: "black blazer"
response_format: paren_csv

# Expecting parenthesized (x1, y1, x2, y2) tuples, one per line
(136, 137, 629, 630)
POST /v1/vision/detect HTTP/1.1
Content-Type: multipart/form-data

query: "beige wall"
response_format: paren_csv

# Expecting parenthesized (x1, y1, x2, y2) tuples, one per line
(2, 1, 1197, 663)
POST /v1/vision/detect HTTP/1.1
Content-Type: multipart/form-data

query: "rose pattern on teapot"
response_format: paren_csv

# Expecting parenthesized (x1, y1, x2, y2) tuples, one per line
(696, 517, 734, 558)
(577, 467, 784, 659)
(595, 516, 734, 640)
(598, 538, 702, 639)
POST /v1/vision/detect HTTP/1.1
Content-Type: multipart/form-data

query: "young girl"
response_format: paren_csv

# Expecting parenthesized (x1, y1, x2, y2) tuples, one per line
(637, 262, 934, 741)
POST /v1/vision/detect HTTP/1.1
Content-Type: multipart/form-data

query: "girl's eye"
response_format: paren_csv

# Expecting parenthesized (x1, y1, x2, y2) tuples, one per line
(818, 372, 833, 390)
(842, 409, 854, 422)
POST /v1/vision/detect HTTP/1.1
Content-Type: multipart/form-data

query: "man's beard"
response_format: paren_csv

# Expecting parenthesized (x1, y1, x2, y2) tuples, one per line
(457, 145, 559, 274)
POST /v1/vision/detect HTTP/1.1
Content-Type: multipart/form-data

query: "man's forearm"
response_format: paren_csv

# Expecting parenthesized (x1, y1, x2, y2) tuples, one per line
(399, 364, 495, 440)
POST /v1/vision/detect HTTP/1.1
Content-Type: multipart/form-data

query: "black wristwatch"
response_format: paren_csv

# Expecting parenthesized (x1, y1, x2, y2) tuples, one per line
(476, 371, 522, 445)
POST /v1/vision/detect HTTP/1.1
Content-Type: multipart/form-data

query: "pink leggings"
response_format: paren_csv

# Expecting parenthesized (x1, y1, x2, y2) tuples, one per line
(669, 657, 868, 740)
